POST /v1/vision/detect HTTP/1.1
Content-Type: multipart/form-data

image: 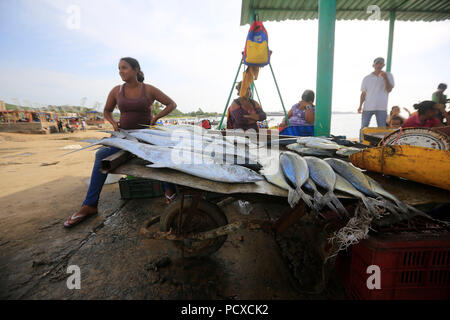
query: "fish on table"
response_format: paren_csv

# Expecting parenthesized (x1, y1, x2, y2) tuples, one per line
(303, 156, 349, 217)
(64, 137, 264, 184)
(279, 152, 314, 208)
(286, 143, 336, 157)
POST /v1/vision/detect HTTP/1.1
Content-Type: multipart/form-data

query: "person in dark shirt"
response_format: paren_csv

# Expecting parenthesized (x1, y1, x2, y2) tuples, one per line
(227, 82, 266, 132)
(64, 57, 177, 228)
(402, 100, 449, 128)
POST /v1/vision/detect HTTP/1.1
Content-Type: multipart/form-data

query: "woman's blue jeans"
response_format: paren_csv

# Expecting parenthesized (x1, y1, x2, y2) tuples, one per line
(83, 147, 176, 207)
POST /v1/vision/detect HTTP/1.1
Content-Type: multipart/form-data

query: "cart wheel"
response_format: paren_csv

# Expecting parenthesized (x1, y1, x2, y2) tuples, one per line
(160, 198, 228, 258)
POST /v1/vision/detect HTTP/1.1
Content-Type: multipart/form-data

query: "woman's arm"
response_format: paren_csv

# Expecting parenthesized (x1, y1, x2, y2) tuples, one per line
(305, 106, 315, 124)
(148, 85, 177, 125)
(104, 86, 120, 131)
(281, 109, 294, 126)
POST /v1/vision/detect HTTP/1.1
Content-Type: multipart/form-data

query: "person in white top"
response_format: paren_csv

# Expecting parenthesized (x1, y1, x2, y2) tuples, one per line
(358, 57, 394, 141)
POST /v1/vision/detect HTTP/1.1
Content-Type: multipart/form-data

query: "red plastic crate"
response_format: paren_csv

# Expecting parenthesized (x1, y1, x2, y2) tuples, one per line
(335, 232, 450, 300)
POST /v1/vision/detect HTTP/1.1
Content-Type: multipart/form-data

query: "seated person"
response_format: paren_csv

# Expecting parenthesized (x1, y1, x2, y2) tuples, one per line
(227, 82, 266, 131)
(402, 100, 449, 128)
(386, 106, 409, 125)
(281, 90, 315, 127)
(388, 116, 404, 128)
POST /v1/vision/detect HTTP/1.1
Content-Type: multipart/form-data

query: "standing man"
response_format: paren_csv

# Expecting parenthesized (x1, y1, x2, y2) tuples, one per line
(358, 57, 395, 141)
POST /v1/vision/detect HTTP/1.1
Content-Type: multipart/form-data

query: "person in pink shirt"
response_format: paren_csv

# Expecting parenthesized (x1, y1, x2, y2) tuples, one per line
(402, 100, 449, 128)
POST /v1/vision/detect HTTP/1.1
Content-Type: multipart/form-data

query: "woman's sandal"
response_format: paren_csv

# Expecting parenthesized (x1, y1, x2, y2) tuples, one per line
(165, 193, 177, 205)
(63, 210, 98, 228)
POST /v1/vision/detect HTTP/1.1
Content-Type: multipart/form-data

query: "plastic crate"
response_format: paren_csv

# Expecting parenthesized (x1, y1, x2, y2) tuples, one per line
(118, 177, 164, 199)
(335, 232, 450, 300)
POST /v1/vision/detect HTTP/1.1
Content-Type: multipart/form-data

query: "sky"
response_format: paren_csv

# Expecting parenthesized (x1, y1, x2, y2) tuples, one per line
(0, 0, 449, 115)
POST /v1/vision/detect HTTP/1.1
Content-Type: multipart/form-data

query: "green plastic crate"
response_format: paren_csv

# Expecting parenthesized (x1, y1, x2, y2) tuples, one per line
(119, 177, 164, 199)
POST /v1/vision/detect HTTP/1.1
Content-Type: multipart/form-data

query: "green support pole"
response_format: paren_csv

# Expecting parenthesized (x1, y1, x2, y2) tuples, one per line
(386, 11, 396, 72)
(253, 83, 262, 107)
(314, 0, 336, 137)
(218, 59, 243, 129)
(269, 62, 289, 126)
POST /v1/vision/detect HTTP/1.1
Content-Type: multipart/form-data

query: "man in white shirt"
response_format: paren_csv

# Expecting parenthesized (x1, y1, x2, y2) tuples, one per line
(358, 57, 395, 141)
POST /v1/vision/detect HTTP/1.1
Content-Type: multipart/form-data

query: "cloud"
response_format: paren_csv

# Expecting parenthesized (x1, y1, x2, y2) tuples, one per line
(1, 0, 449, 114)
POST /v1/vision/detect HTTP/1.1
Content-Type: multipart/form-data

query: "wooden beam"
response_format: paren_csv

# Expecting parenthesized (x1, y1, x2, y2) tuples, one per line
(101, 150, 132, 173)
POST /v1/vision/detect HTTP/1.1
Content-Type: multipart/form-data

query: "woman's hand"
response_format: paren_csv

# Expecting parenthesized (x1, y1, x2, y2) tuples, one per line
(112, 121, 120, 131)
(244, 113, 259, 122)
(150, 117, 158, 126)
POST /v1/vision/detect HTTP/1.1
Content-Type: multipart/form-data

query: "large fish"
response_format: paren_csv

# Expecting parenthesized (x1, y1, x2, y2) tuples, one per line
(66, 137, 263, 183)
(336, 147, 362, 157)
(364, 175, 409, 214)
(286, 143, 336, 157)
(297, 137, 336, 145)
(261, 154, 291, 191)
(333, 173, 397, 216)
(303, 156, 349, 217)
(324, 158, 379, 198)
(279, 152, 314, 208)
(304, 141, 341, 150)
(303, 178, 338, 214)
(262, 138, 299, 148)
(109, 130, 259, 167)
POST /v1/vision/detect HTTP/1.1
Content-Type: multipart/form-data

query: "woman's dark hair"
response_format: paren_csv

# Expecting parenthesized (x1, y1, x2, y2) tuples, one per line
(438, 83, 447, 90)
(413, 100, 436, 116)
(301, 90, 315, 103)
(120, 57, 144, 82)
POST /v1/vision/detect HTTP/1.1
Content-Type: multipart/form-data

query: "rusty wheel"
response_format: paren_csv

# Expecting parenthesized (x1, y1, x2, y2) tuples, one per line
(160, 198, 228, 258)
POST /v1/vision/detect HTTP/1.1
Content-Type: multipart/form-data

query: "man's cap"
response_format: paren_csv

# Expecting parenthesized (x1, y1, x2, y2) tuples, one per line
(373, 57, 385, 64)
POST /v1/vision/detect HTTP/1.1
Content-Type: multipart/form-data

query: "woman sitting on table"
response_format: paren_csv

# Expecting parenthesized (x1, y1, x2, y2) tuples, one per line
(281, 90, 315, 127)
(64, 57, 177, 228)
(227, 82, 266, 131)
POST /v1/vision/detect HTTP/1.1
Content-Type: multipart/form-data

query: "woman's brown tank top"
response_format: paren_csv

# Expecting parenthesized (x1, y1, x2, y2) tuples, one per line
(117, 83, 151, 129)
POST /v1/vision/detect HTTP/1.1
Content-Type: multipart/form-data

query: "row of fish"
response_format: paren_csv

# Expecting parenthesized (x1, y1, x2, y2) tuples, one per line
(266, 150, 417, 220)
(68, 126, 413, 220)
(285, 136, 362, 158)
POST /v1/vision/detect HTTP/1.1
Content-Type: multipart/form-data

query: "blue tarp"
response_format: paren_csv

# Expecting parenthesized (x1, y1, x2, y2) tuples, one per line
(279, 125, 314, 137)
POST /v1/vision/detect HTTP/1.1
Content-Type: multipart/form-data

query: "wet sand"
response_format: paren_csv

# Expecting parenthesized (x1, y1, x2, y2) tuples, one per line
(0, 130, 345, 299)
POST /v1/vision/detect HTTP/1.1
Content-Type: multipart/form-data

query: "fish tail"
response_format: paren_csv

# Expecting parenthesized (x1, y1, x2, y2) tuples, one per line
(393, 198, 409, 214)
(60, 140, 101, 157)
(361, 196, 380, 217)
(327, 192, 349, 217)
(370, 198, 402, 218)
(315, 191, 338, 214)
(296, 188, 314, 209)
(287, 188, 301, 208)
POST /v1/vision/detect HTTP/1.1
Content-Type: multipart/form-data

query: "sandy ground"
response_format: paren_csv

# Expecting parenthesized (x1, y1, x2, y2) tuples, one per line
(0, 130, 345, 299)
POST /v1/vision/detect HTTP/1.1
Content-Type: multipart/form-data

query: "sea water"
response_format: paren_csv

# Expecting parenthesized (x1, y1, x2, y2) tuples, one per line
(266, 113, 381, 139)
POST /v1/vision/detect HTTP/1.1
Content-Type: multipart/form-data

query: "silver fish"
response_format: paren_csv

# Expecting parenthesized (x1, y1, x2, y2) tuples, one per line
(66, 137, 263, 183)
(286, 143, 336, 157)
(364, 175, 409, 214)
(304, 156, 349, 217)
(336, 147, 362, 157)
(303, 178, 338, 214)
(297, 137, 336, 145)
(279, 152, 314, 208)
(334, 173, 396, 216)
(261, 154, 291, 191)
(305, 141, 341, 150)
(324, 158, 378, 198)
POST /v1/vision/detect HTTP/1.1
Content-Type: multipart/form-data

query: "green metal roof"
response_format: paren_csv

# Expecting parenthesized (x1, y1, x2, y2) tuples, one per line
(240, 0, 450, 25)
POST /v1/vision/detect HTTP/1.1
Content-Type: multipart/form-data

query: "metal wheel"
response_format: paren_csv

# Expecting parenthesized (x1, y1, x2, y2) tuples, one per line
(381, 128, 450, 150)
(160, 197, 228, 258)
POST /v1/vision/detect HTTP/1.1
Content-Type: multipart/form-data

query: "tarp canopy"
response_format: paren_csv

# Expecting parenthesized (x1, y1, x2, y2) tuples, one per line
(241, 0, 450, 25)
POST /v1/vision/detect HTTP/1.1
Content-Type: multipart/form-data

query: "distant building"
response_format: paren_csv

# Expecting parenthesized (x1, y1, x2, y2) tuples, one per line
(0, 100, 6, 111)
